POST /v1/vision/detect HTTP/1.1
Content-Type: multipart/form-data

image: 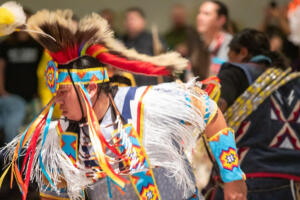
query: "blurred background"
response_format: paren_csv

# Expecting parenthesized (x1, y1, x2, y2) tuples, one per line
(2, 0, 290, 34)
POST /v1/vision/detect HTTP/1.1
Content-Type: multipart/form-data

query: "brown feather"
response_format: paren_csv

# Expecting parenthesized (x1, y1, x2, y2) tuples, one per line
(78, 13, 188, 72)
(27, 9, 77, 52)
(26, 9, 188, 71)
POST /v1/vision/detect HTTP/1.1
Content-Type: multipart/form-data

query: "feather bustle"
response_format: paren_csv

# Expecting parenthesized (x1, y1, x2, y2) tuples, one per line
(79, 13, 188, 72)
(26, 9, 187, 71)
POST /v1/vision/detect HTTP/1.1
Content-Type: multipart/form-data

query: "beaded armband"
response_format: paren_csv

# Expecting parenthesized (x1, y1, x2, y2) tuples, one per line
(208, 128, 246, 182)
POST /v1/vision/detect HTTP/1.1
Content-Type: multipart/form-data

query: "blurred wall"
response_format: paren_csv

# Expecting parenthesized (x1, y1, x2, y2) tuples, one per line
(5, 0, 291, 33)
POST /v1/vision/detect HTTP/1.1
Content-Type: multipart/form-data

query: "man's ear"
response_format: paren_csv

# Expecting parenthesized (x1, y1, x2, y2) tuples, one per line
(239, 47, 249, 61)
(86, 83, 98, 99)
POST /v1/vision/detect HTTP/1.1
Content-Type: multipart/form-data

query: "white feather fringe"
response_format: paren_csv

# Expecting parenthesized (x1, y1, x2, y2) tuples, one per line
(1, 121, 92, 200)
(133, 81, 207, 198)
(37, 122, 93, 199)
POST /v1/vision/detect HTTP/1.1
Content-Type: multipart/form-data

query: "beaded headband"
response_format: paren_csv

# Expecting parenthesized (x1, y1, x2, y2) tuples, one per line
(45, 60, 109, 94)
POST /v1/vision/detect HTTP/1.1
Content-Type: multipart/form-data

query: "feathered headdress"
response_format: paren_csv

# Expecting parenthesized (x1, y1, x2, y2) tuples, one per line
(0, 1, 187, 77)
(0, 2, 189, 200)
(26, 9, 187, 75)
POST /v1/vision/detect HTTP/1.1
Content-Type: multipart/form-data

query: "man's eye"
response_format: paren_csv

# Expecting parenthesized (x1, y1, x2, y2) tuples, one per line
(59, 90, 67, 95)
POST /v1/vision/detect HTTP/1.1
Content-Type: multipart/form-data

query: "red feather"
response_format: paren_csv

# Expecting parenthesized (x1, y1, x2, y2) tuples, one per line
(49, 45, 80, 64)
(86, 45, 170, 76)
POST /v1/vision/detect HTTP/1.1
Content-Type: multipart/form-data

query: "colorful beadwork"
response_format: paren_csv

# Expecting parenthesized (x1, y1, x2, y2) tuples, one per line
(57, 67, 109, 85)
(219, 147, 239, 171)
(114, 124, 161, 200)
(208, 128, 245, 183)
(131, 171, 160, 200)
(60, 132, 78, 165)
(45, 60, 58, 94)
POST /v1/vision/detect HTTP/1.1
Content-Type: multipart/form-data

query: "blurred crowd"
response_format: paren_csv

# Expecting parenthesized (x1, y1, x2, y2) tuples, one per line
(1, 0, 300, 199)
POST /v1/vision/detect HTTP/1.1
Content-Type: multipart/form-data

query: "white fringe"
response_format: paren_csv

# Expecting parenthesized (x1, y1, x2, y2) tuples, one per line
(37, 121, 92, 199)
(133, 81, 207, 198)
(1, 121, 92, 200)
(0, 132, 26, 168)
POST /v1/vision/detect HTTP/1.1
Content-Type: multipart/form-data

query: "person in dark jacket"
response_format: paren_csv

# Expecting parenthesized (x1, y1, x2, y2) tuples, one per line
(214, 29, 300, 200)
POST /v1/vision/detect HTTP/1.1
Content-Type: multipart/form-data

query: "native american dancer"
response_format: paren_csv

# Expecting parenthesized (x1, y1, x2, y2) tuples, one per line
(0, 2, 246, 200)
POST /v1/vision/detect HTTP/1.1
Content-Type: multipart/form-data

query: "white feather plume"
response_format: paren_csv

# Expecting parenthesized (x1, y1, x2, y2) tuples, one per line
(0, 1, 26, 36)
(130, 81, 213, 198)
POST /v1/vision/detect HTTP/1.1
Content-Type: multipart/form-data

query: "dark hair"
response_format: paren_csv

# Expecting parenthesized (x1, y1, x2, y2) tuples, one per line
(229, 28, 288, 69)
(269, 0, 277, 8)
(125, 7, 146, 19)
(209, 0, 229, 29)
(58, 56, 103, 69)
(265, 25, 285, 39)
(186, 28, 210, 80)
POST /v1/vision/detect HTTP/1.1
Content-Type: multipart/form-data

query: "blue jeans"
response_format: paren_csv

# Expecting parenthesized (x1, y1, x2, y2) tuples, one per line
(214, 177, 295, 200)
(0, 95, 26, 143)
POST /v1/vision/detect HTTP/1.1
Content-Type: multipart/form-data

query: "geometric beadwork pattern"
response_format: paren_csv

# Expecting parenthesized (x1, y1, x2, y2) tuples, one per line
(58, 67, 109, 85)
(45, 60, 58, 94)
(219, 147, 239, 171)
(131, 171, 160, 200)
(208, 128, 245, 182)
(115, 124, 161, 200)
(60, 132, 78, 165)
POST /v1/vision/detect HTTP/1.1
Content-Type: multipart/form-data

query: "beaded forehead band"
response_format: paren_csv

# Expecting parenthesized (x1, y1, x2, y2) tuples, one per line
(45, 60, 109, 94)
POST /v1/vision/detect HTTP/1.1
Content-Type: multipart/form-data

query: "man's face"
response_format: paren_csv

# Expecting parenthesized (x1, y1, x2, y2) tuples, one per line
(197, 2, 220, 34)
(55, 85, 84, 121)
(125, 11, 145, 36)
(270, 36, 283, 52)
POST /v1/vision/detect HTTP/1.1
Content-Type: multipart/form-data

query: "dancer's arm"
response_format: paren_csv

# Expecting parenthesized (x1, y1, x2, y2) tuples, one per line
(203, 108, 247, 200)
